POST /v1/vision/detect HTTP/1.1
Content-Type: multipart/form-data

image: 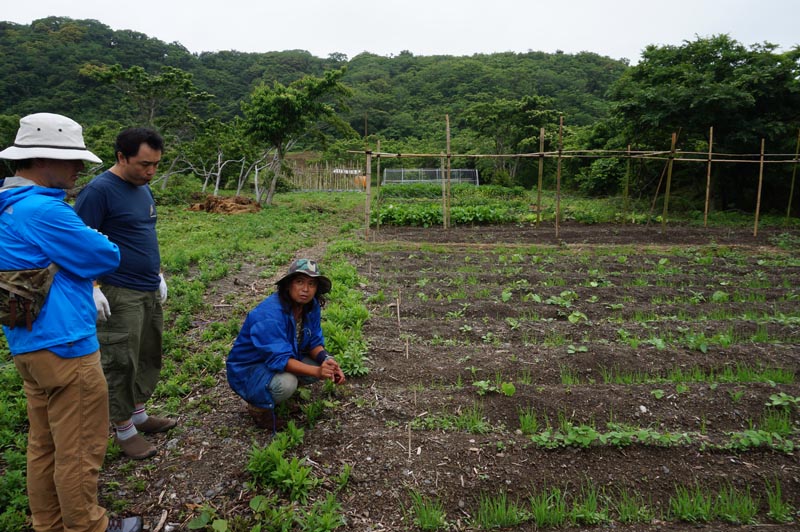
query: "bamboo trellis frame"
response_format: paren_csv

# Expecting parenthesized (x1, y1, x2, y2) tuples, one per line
(350, 124, 800, 236)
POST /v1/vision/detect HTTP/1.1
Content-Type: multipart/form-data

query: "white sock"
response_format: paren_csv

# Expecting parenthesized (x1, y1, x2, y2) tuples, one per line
(115, 421, 138, 441)
(131, 407, 148, 425)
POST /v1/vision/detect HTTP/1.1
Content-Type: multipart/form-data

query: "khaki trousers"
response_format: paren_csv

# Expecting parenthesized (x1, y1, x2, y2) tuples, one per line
(268, 356, 320, 404)
(13, 350, 109, 532)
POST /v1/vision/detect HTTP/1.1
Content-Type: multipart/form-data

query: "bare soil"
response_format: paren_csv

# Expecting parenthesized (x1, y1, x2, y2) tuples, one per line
(100, 222, 800, 531)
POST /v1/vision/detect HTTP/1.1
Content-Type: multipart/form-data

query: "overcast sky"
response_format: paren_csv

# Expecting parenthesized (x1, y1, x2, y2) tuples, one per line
(4, 0, 798, 64)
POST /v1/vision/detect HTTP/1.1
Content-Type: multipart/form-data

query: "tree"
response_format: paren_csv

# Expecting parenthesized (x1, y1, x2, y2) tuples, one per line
(80, 64, 213, 135)
(607, 35, 800, 210)
(461, 96, 558, 184)
(242, 68, 355, 204)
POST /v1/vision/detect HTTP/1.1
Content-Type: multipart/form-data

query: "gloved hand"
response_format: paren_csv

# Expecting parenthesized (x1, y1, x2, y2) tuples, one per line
(158, 273, 168, 304)
(93, 286, 110, 322)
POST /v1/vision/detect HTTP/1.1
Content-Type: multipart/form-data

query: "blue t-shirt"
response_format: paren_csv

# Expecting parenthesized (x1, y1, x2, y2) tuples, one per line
(74, 171, 161, 291)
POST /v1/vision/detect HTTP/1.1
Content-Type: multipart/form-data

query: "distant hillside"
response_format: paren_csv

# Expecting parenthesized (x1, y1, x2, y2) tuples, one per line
(0, 17, 628, 138)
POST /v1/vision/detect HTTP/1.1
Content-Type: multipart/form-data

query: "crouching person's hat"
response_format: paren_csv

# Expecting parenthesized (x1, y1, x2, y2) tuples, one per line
(275, 259, 332, 295)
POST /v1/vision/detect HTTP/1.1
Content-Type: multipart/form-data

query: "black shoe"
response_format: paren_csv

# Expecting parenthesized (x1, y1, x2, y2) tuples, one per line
(107, 516, 143, 532)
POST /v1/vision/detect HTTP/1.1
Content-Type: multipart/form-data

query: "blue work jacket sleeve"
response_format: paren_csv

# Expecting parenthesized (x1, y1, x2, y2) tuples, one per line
(249, 317, 295, 372)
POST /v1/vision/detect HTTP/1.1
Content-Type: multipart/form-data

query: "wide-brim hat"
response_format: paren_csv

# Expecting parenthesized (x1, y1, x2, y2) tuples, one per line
(0, 113, 101, 163)
(275, 258, 332, 295)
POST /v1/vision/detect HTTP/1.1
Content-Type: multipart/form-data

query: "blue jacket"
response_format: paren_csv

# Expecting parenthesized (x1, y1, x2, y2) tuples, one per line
(226, 292, 325, 409)
(0, 177, 121, 356)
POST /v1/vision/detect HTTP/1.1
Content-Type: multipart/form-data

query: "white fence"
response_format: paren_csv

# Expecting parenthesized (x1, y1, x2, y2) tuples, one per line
(381, 168, 479, 185)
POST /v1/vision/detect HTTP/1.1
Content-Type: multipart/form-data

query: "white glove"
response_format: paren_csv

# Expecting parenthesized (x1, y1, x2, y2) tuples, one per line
(93, 286, 111, 322)
(158, 273, 168, 304)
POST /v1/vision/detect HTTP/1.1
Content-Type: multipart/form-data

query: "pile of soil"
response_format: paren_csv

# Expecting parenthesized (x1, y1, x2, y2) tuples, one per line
(188, 195, 261, 214)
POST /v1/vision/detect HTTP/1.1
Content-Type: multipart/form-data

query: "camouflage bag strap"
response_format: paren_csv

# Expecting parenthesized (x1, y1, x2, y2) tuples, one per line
(0, 263, 60, 330)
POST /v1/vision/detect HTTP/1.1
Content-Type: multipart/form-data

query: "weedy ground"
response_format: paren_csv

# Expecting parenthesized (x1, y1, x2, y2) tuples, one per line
(2, 192, 799, 531)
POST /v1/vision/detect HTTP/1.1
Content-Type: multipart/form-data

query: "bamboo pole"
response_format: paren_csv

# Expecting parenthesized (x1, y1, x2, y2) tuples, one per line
(447, 120, 452, 229)
(787, 129, 800, 226)
(623, 144, 631, 223)
(376, 139, 381, 192)
(754, 138, 765, 237)
(555, 116, 563, 239)
(346, 148, 798, 163)
(703, 126, 714, 227)
(365, 150, 372, 240)
(444, 115, 451, 229)
(375, 139, 382, 230)
(661, 133, 677, 229)
(536, 127, 544, 226)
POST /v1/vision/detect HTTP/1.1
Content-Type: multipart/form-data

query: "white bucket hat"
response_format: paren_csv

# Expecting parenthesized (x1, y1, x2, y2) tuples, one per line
(0, 113, 101, 163)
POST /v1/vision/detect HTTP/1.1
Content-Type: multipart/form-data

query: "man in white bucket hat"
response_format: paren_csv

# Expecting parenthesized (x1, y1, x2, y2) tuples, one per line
(0, 113, 142, 532)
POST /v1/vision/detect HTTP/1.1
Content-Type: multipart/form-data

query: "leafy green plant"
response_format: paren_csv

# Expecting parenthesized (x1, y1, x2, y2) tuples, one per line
(295, 493, 345, 531)
(765, 478, 794, 523)
(613, 488, 654, 523)
(529, 488, 568, 527)
(408, 490, 448, 530)
(517, 407, 540, 435)
(714, 484, 759, 524)
(570, 482, 608, 525)
(767, 392, 800, 410)
(755, 408, 793, 436)
(473, 492, 528, 529)
(270, 455, 319, 503)
(568, 310, 588, 323)
(669, 484, 713, 523)
(725, 429, 795, 453)
(187, 504, 227, 531)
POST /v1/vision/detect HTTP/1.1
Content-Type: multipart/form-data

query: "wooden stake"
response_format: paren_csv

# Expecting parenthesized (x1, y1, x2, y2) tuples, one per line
(555, 116, 563, 239)
(396, 296, 401, 328)
(536, 127, 545, 226)
(661, 133, 677, 229)
(405, 337, 409, 359)
(703, 126, 714, 227)
(754, 138, 766, 237)
(408, 423, 412, 460)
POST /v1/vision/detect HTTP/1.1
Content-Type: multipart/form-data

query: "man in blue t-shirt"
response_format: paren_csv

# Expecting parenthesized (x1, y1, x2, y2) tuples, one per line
(75, 128, 177, 460)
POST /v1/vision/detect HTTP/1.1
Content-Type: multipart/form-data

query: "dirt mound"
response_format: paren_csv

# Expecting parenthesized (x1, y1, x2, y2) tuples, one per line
(188, 195, 261, 214)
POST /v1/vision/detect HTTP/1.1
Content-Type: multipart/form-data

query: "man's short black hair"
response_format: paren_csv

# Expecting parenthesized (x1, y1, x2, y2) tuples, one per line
(10, 159, 34, 171)
(114, 128, 164, 159)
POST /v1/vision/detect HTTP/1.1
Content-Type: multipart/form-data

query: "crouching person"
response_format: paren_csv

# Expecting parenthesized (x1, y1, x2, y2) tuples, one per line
(226, 259, 346, 431)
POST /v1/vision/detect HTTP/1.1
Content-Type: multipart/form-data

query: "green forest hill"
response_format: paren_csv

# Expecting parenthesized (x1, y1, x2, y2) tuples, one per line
(2, 16, 799, 212)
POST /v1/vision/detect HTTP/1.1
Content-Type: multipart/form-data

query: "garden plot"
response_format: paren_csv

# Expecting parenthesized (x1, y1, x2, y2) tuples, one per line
(83, 222, 800, 531)
(302, 224, 800, 529)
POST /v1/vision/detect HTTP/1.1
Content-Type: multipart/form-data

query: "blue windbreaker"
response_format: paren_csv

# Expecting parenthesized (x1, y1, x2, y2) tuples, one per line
(0, 177, 121, 356)
(226, 292, 325, 409)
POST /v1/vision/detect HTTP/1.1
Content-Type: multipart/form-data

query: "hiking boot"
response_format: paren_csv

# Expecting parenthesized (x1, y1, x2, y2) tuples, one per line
(115, 433, 157, 460)
(134, 415, 177, 433)
(247, 404, 286, 431)
(106, 516, 143, 532)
